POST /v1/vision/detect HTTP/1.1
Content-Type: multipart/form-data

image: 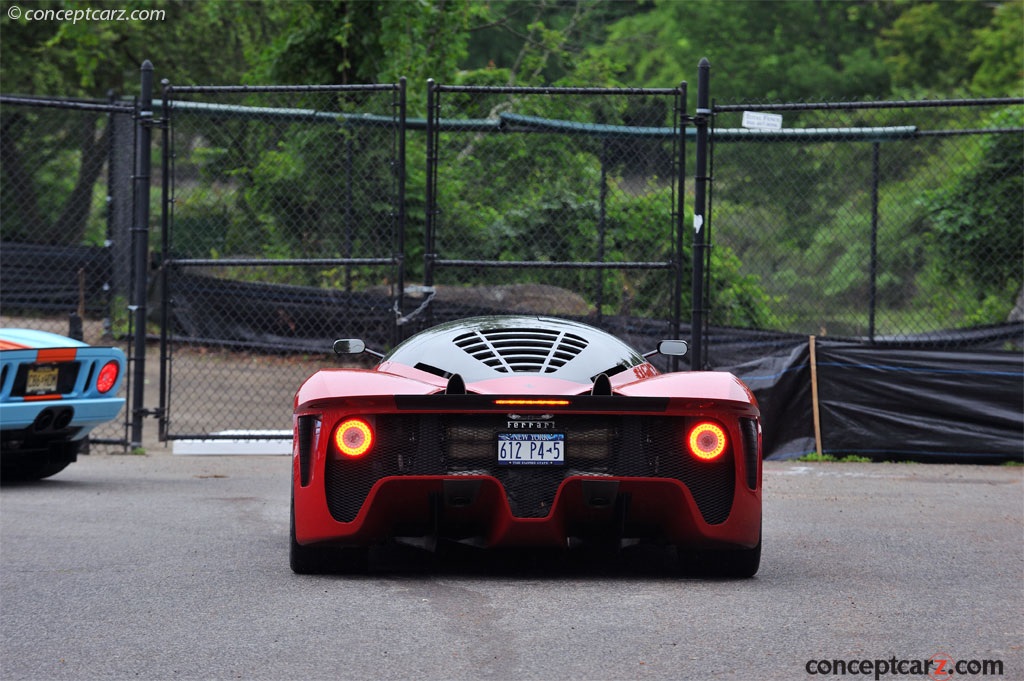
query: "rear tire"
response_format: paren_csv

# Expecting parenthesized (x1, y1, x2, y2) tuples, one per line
(289, 496, 368, 575)
(679, 530, 761, 579)
(1, 443, 79, 482)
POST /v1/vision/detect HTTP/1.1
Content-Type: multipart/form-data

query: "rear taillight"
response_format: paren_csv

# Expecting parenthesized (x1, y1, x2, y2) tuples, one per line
(96, 361, 120, 394)
(333, 418, 374, 458)
(688, 421, 727, 461)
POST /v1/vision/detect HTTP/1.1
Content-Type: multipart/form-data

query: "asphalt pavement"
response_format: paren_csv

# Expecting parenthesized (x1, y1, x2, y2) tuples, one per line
(1, 452, 1021, 681)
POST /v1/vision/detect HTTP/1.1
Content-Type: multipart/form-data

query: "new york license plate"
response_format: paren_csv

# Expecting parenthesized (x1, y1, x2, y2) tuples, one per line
(497, 433, 564, 466)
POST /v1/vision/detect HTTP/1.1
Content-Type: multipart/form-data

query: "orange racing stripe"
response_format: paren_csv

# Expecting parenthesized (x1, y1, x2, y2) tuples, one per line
(36, 348, 77, 363)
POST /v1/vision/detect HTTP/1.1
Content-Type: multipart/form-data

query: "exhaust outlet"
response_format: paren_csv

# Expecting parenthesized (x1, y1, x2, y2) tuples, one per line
(53, 408, 73, 430)
(32, 407, 74, 432)
(32, 409, 54, 432)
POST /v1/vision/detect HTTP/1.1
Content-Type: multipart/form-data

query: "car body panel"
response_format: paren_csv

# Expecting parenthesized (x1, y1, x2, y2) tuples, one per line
(291, 316, 762, 574)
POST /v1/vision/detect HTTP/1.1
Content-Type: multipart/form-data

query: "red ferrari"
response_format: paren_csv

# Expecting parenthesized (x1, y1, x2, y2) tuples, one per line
(291, 316, 762, 576)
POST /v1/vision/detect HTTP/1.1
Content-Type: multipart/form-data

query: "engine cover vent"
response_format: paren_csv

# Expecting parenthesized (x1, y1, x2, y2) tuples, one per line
(453, 328, 589, 374)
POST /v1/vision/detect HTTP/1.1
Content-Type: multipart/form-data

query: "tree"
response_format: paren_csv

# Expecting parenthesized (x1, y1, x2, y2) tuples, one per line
(876, 1, 999, 94)
(969, 1, 1024, 97)
(249, 0, 479, 108)
(0, 0, 279, 245)
(460, 0, 639, 86)
(585, 0, 898, 101)
(1, 0, 275, 97)
(923, 107, 1023, 322)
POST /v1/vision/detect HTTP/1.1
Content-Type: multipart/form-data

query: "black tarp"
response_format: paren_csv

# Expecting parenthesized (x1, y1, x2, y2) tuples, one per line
(0, 242, 112, 315)
(811, 342, 1023, 463)
(164, 272, 397, 353)
(722, 342, 817, 460)
(723, 336, 1023, 462)
(162, 272, 683, 363)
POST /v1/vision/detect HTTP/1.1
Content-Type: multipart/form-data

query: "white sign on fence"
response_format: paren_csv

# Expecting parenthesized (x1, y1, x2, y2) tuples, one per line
(742, 111, 783, 130)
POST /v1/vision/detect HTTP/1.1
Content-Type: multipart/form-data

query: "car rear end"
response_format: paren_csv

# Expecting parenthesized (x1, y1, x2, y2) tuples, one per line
(0, 330, 126, 475)
(293, 388, 761, 554)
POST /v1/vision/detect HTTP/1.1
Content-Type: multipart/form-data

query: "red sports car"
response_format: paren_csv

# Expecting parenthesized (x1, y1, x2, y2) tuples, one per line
(290, 316, 762, 576)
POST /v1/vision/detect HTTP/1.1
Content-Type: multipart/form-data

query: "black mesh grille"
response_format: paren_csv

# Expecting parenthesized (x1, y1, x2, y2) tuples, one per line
(324, 414, 735, 524)
(296, 415, 319, 486)
(453, 328, 588, 374)
(740, 417, 759, 490)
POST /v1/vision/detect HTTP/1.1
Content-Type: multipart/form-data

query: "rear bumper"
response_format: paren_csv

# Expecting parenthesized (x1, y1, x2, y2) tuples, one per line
(0, 397, 125, 433)
(294, 473, 761, 550)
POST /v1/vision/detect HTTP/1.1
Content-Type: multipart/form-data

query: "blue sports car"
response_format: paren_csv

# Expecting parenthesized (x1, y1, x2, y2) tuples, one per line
(0, 329, 126, 481)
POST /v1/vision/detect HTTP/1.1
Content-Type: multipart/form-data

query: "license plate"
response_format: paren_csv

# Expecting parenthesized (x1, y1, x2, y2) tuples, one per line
(26, 365, 60, 395)
(497, 433, 564, 466)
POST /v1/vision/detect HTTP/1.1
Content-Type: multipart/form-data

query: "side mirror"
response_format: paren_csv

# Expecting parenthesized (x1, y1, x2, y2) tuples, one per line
(333, 339, 366, 355)
(657, 340, 688, 357)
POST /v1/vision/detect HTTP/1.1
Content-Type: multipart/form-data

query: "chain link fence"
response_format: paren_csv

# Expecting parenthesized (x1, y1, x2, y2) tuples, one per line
(0, 95, 135, 448)
(2, 80, 1021, 446)
(703, 98, 1023, 367)
(158, 83, 405, 438)
(420, 84, 688, 359)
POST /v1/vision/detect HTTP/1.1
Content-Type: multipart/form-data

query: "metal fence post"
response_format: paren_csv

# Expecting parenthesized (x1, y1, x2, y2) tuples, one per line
(691, 58, 710, 370)
(158, 79, 172, 442)
(394, 77, 407, 347)
(597, 138, 608, 323)
(673, 81, 688, 373)
(130, 60, 153, 449)
(868, 141, 880, 342)
(423, 79, 437, 330)
(99, 89, 118, 341)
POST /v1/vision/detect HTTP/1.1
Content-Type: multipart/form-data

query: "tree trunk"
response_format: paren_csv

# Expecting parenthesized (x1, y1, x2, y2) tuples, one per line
(0, 112, 46, 241)
(43, 115, 109, 246)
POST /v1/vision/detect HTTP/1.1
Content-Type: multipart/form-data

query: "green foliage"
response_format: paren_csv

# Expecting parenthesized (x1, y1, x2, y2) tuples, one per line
(425, 112, 774, 324)
(919, 107, 1023, 320)
(462, 1, 638, 87)
(1, 0, 279, 245)
(0, 118, 77, 240)
(3, 0, 1020, 336)
(0, 108, 109, 245)
(797, 453, 873, 463)
(969, 1, 1024, 97)
(377, 1, 478, 83)
(587, 0, 1014, 103)
(1, 0, 276, 97)
(251, 0, 477, 109)
(590, 0, 898, 102)
(708, 245, 780, 329)
(877, 2, 994, 93)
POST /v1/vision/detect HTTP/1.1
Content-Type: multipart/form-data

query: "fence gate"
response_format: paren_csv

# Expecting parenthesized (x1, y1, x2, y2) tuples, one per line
(157, 82, 407, 442)
(422, 82, 691, 367)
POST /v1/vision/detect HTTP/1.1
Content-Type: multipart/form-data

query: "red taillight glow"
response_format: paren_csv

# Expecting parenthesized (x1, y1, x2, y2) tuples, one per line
(96, 361, 120, 394)
(494, 399, 571, 407)
(688, 421, 727, 461)
(334, 418, 374, 458)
